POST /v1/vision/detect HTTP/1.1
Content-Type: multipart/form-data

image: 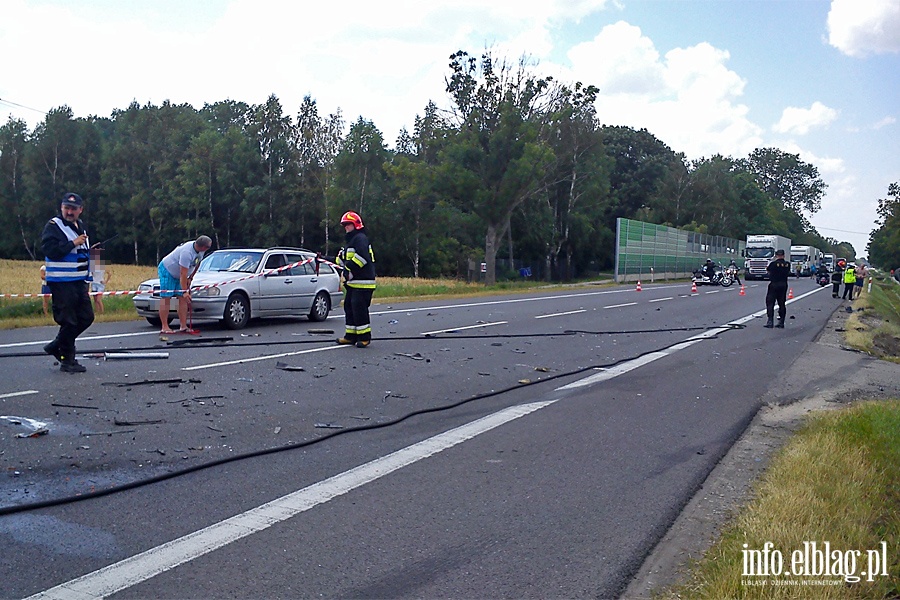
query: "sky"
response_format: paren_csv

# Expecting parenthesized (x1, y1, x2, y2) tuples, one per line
(1, 0, 898, 259)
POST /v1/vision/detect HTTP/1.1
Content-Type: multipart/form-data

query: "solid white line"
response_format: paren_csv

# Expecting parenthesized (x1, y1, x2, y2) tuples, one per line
(705, 289, 721, 294)
(26, 401, 555, 600)
(421, 321, 507, 336)
(534, 310, 587, 319)
(182, 345, 347, 371)
(0, 390, 39, 399)
(604, 302, 638, 309)
(647, 297, 673, 303)
(0, 330, 159, 350)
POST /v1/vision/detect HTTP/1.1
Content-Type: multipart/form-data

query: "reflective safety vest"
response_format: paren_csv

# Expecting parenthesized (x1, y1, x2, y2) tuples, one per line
(45, 217, 91, 282)
(843, 267, 856, 284)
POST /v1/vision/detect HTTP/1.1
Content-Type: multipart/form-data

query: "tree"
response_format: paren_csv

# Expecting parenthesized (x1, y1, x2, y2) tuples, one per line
(742, 148, 826, 216)
(442, 50, 556, 284)
(868, 182, 900, 268)
(0, 117, 34, 258)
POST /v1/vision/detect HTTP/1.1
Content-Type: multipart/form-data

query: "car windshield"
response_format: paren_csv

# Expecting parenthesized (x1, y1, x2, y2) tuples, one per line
(746, 247, 774, 259)
(198, 251, 263, 273)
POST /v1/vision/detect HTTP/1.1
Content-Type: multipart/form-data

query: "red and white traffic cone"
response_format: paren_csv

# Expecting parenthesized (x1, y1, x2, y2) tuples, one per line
(691, 281, 698, 293)
(788, 288, 794, 299)
(635, 281, 642, 292)
(739, 285, 746, 296)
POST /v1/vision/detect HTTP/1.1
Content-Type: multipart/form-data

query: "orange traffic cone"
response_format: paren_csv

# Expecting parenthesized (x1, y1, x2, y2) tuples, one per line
(691, 281, 698, 293)
(739, 285, 746, 296)
(636, 281, 642, 292)
(788, 288, 794, 299)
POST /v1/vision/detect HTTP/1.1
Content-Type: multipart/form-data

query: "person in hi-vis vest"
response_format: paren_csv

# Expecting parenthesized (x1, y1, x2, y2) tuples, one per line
(41, 193, 95, 373)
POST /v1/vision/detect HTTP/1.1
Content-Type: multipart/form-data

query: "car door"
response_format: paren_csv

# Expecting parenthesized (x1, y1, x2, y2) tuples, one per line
(286, 253, 316, 311)
(257, 253, 296, 313)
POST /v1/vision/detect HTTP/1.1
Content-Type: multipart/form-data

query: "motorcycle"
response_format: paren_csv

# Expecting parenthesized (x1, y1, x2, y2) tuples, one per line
(816, 271, 830, 286)
(692, 266, 734, 287)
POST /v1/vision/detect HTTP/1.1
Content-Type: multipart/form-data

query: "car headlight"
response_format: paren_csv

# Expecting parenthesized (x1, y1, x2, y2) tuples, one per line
(138, 283, 153, 293)
(192, 286, 221, 297)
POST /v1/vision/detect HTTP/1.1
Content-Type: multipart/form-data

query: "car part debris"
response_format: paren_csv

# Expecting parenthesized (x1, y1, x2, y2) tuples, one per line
(16, 428, 49, 438)
(51, 402, 99, 410)
(114, 418, 165, 426)
(102, 378, 201, 387)
(275, 361, 305, 372)
(314, 422, 343, 429)
(394, 352, 425, 361)
(307, 329, 334, 335)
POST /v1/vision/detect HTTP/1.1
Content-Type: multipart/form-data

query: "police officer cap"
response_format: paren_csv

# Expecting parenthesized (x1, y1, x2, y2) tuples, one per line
(775, 249, 785, 256)
(61, 192, 83, 207)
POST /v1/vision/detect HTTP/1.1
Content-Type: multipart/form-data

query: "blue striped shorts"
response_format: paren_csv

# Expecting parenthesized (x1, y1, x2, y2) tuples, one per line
(158, 263, 184, 298)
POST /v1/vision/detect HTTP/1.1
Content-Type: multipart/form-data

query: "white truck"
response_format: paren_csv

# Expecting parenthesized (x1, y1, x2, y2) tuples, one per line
(790, 245, 823, 277)
(743, 234, 791, 280)
(823, 253, 836, 272)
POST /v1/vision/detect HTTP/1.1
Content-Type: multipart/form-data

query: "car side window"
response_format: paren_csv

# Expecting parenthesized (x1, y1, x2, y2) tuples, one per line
(286, 254, 310, 276)
(264, 254, 287, 275)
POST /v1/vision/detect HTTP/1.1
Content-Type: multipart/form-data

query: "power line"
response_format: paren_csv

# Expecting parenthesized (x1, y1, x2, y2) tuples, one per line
(0, 97, 48, 115)
(814, 226, 870, 235)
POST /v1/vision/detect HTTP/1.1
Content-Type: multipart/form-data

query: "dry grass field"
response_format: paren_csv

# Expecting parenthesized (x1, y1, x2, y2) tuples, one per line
(0, 259, 158, 328)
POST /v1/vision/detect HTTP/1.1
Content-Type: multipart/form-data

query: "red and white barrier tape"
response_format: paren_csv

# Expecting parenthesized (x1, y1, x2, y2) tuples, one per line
(1, 256, 340, 299)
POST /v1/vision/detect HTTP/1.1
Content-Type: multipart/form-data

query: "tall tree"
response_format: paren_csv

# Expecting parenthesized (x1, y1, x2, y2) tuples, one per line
(868, 182, 900, 268)
(442, 50, 556, 284)
(742, 148, 826, 216)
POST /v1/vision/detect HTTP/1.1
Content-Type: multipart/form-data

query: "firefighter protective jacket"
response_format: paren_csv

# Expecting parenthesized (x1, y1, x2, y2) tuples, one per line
(337, 228, 376, 289)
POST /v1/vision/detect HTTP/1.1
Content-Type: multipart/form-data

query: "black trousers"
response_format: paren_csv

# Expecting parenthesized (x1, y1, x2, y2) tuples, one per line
(49, 281, 94, 359)
(343, 286, 374, 342)
(842, 282, 855, 299)
(765, 281, 788, 321)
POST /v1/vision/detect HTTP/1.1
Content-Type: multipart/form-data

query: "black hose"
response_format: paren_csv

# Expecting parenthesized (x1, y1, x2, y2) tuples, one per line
(0, 324, 744, 516)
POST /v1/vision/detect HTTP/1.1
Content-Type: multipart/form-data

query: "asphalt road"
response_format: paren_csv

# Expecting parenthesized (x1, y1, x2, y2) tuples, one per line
(0, 278, 839, 599)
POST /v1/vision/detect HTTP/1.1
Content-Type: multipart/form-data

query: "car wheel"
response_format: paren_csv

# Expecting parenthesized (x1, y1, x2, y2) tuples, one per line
(146, 316, 173, 328)
(223, 293, 250, 329)
(308, 291, 331, 322)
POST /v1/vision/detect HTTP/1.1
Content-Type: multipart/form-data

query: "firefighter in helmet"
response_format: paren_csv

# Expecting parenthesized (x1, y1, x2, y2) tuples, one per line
(335, 211, 376, 348)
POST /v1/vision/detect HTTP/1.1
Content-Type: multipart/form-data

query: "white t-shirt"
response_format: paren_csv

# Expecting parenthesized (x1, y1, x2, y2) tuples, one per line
(162, 241, 205, 279)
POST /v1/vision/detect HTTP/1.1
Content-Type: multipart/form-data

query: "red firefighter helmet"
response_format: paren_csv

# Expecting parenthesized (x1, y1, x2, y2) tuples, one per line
(340, 211, 364, 229)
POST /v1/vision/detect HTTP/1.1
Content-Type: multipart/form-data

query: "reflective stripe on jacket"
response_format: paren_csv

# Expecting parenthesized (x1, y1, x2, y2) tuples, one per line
(45, 217, 91, 282)
(337, 228, 376, 289)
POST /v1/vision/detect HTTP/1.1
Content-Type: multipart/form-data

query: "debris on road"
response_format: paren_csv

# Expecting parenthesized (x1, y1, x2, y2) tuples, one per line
(314, 422, 343, 429)
(275, 361, 305, 372)
(114, 418, 166, 426)
(50, 402, 99, 410)
(394, 352, 425, 361)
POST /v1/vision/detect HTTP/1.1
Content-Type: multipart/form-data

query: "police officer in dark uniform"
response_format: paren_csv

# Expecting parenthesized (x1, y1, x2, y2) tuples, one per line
(41, 192, 94, 372)
(764, 248, 792, 328)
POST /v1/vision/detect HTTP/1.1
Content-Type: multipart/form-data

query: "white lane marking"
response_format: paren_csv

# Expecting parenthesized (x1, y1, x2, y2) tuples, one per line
(421, 321, 508, 336)
(26, 401, 555, 600)
(182, 345, 347, 371)
(0, 330, 160, 350)
(0, 390, 39, 399)
(604, 302, 638, 309)
(534, 310, 587, 319)
(705, 289, 721, 294)
(648, 297, 674, 303)
(27, 284, 830, 598)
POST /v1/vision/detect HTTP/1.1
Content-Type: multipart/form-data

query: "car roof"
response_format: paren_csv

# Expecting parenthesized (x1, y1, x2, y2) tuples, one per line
(213, 247, 316, 254)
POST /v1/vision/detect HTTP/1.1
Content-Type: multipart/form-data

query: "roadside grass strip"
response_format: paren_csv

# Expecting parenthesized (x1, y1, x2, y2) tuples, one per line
(666, 400, 900, 599)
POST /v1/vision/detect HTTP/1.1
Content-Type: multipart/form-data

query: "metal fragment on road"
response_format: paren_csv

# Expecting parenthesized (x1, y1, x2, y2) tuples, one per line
(394, 352, 425, 360)
(275, 361, 306, 372)
(104, 352, 170, 360)
(314, 422, 343, 429)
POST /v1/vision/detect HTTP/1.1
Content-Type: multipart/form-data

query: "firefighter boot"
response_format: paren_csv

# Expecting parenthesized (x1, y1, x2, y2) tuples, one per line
(764, 317, 774, 328)
(336, 336, 356, 345)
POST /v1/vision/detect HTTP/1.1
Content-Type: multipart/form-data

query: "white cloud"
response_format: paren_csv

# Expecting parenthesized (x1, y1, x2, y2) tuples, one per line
(827, 0, 900, 57)
(773, 102, 839, 135)
(567, 23, 762, 159)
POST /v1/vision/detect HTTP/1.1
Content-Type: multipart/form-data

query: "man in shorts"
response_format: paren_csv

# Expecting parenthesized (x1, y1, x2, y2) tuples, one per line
(158, 236, 212, 334)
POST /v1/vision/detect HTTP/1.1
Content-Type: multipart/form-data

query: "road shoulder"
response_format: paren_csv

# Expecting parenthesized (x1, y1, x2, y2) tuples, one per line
(623, 303, 900, 598)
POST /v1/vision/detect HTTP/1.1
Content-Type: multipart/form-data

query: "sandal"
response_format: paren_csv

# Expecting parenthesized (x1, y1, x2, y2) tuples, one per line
(160, 329, 176, 335)
(177, 327, 200, 334)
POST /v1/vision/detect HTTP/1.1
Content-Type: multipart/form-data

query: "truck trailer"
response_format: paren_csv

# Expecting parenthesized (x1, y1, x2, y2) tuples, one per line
(743, 234, 791, 280)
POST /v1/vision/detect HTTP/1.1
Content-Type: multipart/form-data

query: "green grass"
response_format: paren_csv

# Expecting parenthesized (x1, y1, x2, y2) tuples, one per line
(667, 401, 900, 599)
